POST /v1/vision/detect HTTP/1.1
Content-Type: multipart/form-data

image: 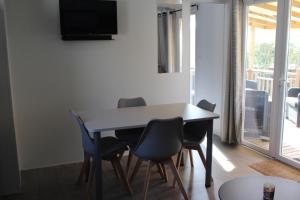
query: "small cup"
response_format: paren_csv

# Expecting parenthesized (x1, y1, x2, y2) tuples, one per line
(263, 183, 275, 200)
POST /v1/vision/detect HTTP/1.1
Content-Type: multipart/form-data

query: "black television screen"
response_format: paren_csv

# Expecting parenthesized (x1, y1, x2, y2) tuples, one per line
(59, 0, 117, 39)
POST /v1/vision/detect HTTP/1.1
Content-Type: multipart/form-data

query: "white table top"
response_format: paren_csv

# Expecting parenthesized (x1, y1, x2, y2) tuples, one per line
(79, 103, 219, 133)
(219, 176, 300, 200)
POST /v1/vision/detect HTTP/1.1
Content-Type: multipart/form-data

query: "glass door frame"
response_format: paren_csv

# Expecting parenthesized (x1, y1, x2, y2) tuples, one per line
(272, 0, 300, 169)
(241, 0, 280, 156)
(243, 0, 300, 169)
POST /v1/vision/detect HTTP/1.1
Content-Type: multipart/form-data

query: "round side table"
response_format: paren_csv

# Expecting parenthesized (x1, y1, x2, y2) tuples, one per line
(218, 176, 300, 200)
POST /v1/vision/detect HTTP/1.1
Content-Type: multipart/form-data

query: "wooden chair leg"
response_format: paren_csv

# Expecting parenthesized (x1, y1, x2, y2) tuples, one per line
(85, 155, 91, 183)
(129, 158, 143, 183)
(113, 158, 133, 195)
(119, 150, 125, 161)
(188, 149, 194, 168)
(156, 163, 165, 180)
(111, 160, 121, 180)
(161, 163, 168, 182)
(173, 150, 182, 187)
(180, 151, 185, 166)
(166, 158, 189, 200)
(77, 153, 89, 185)
(126, 150, 133, 174)
(86, 159, 95, 200)
(143, 161, 153, 200)
(196, 145, 206, 168)
(175, 150, 182, 168)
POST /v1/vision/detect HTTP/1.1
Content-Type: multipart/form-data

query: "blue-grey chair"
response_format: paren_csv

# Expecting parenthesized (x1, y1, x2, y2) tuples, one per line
(130, 117, 188, 200)
(246, 80, 258, 90)
(115, 97, 147, 172)
(287, 88, 300, 127)
(70, 110, 133, 196)
(180, 99, 216, 168)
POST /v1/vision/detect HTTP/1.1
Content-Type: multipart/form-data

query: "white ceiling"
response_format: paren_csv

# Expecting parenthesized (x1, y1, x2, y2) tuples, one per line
(191, 0, 225, 3)
(157, 0, 225, 10)
(157, 0, 225, 5)
(157, 0, 182, 10)
(157, 0, 182, 5)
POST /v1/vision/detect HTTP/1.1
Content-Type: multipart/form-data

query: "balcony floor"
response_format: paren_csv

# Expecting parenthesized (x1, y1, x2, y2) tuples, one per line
(244, 119, 300, 162)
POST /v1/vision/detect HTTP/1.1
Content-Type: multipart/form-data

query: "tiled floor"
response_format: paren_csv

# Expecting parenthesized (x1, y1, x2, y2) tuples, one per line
(3, 136, 269, 200)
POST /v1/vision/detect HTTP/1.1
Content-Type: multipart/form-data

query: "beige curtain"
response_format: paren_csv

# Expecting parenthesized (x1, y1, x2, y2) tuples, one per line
(222, 0, 245, 144)
(158, 13, 169, 73)
(158, 11, 181, 73)
(168, 12, 181, 73)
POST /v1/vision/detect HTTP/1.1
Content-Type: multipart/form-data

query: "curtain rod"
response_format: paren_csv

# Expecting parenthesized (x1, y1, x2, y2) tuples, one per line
(158, 4, 198, 15)
(170, 4, 198, 14)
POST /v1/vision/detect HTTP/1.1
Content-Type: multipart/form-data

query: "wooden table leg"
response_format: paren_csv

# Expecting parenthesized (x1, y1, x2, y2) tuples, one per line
(94, 132, 103, 200)
(205, 120, 213, 187)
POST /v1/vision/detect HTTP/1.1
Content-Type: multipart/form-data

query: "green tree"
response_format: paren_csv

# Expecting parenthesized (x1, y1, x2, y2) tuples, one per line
(288, 43, 300, 68)
(253, 42, 300, 69)
(254, 42, 275, 69)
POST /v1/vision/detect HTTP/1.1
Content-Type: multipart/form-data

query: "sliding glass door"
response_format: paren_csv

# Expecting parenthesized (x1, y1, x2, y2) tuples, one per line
(243, 0, 278, 154)
(243, 0, 300, 169)
(277, 0, 300, 168)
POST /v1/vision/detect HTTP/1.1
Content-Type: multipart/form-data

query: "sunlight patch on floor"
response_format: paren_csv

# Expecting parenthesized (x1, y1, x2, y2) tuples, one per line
(202, 138, 236, 172)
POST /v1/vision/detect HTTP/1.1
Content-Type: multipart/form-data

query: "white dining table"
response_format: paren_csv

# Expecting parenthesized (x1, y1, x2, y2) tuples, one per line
(79, 103, 219, 200)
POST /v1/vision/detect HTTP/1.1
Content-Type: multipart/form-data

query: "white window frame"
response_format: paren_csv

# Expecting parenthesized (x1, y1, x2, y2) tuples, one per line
(241, 0, 285, 156)
(241, 0, 300, 170)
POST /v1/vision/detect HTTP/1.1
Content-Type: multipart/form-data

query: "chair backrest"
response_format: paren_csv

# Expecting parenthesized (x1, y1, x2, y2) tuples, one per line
(133, 117, 183, 161)
(288, 88, 300, 97)
(117, 97, 146, 108)
(246, 80, 258, 90)
(116, 97, 147, 136)
(245, 90, 268, 109)
(197, 99, 216, 112)
(69, 110, 94, 154)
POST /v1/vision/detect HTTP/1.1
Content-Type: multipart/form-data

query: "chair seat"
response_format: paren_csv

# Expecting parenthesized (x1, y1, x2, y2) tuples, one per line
(286, 97, 298, 108)
(183, 134, 205, 146)
(115, 128, 144, 146)
(182, 122, 207, 146)
(101, 137, 128, 160)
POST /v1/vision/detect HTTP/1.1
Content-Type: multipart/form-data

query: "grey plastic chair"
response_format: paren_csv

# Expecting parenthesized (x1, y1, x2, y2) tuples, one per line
(130, 117, 189, 200)
(70, 110, 133, 196)
(246, 80, 258, 90)
(287, 88, 300, 127)
(115, 97, 147, 172)
(180, 99, 216, 169)
(288, 87, 300, 97)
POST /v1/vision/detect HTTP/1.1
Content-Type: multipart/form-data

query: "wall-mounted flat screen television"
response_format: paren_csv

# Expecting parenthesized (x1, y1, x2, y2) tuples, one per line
(59, 0, 117, 40)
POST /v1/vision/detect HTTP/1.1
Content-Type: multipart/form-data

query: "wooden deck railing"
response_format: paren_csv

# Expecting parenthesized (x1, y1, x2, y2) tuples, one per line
(247, 68, 300, 97)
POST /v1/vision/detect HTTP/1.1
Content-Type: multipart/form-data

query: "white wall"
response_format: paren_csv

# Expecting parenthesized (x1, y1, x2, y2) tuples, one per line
(0, 0, 20, 194)
(195, 3, 226, 135)
(5, 0, 190, 170)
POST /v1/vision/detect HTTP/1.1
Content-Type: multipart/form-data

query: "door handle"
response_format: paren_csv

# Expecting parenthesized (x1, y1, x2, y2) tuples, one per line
(278, 78, 287, 87)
